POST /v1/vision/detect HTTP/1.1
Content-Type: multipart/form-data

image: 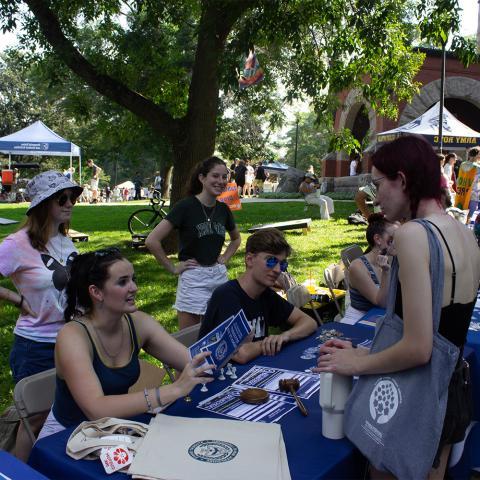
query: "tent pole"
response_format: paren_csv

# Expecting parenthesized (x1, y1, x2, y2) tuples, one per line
(8, 154, 11, 169)
(438, 39, 447, 153)
(79, 154, 82, 185)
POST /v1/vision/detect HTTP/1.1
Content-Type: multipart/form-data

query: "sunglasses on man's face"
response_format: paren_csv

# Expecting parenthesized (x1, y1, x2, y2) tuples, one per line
(265, 256, 288, 272)
(55, 192, 78, 206)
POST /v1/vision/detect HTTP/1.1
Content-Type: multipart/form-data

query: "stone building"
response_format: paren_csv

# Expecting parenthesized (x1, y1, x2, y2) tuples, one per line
(323, 48, 480, 178)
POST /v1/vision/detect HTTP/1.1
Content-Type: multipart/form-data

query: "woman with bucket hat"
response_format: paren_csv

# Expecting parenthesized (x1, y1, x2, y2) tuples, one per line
(0, 170, 82, 460)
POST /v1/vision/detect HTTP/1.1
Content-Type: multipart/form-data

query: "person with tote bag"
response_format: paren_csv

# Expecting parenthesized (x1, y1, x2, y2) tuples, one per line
(314, 135, 480, 479)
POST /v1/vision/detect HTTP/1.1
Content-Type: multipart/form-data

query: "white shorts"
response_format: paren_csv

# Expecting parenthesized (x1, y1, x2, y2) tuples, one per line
(90, 178, 99, 190)
(174, 263, 228, 315)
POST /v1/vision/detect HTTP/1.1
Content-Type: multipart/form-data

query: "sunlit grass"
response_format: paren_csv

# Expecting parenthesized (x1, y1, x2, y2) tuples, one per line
(0, 200, 366, 410)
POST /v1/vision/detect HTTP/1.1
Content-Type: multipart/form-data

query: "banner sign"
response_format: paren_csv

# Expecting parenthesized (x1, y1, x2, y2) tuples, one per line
(217, 182, 242, 211)
(455, 161, 478, 209)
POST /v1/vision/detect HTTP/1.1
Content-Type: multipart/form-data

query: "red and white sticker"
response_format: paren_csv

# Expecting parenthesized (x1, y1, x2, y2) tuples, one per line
(100, 445, 132, 474)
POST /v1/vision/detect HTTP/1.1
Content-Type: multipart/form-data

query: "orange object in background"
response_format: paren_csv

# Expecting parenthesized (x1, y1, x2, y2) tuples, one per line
(1, 170, 15, 185)
(217, 182, 242, 211)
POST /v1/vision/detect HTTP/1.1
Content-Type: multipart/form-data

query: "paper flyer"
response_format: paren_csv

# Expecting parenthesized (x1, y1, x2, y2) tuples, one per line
(189, 309, 251, 370)
(232, 365, 320, 399)
(197, 386, 296, 423)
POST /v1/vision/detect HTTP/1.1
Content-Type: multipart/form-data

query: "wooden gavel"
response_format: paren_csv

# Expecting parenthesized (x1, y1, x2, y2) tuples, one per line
(279, 378, 308, 416)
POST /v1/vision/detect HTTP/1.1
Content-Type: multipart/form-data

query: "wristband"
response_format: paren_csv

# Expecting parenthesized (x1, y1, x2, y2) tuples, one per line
(144, 388, 153, 413)
(155, 387, 163, 407)
(16, 295, 24, 309)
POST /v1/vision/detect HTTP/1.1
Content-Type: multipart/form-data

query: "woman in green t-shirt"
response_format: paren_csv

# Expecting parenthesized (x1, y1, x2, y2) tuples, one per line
(146, 157, 241, 330)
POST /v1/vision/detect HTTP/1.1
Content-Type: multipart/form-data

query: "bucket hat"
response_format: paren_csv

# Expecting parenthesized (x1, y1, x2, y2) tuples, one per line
(25, 170, 83, 215)
(305, 173, 316, 179)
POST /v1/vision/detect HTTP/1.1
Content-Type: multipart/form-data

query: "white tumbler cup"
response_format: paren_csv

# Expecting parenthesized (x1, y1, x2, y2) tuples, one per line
(319, 373, 353, 439)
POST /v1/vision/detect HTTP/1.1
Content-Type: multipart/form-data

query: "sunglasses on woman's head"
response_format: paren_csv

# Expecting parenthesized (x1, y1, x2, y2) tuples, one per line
(55, 192, 78, 206)
(265, 256, 288, 272)
(94, 247, 121, 258)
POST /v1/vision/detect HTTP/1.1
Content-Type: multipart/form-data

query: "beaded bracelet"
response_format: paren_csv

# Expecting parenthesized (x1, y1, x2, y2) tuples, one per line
(144, 388, 153, 413)
(155, 387, 162, 408)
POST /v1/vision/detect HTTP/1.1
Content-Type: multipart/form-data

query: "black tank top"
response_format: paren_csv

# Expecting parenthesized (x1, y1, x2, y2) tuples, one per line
(52, 314, 141, 427)
(395, 221, 475, 348)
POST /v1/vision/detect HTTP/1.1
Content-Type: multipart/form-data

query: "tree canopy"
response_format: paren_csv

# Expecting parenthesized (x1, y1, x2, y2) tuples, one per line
(0, 0, 473, 202)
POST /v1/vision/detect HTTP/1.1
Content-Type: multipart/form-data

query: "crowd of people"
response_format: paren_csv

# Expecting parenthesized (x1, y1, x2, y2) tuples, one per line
(1, 136, 480, 480)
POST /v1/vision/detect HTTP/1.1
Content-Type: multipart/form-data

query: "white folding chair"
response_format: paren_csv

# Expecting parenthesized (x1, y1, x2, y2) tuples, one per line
(164, 324, 201, 382)
(129, 359, 166, 393)
(13, 368, 56, 444)
(324, 263, 345, 319)
(340, 244, 364, 269)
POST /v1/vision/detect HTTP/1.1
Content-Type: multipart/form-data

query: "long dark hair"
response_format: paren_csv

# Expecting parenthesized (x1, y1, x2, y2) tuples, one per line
(64, 248, 123, 321)
(372, 135, 441, 218)
(187, 156, 227, 195)
(365, 213, 394, 251)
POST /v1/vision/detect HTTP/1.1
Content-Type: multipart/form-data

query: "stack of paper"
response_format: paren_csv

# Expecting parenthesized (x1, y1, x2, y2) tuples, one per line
(128, 415, 291, 480)
(189, 309, 251, 371)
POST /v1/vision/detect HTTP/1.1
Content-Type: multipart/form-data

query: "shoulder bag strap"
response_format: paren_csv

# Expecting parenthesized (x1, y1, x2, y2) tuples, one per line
(384, 219, 444, 334)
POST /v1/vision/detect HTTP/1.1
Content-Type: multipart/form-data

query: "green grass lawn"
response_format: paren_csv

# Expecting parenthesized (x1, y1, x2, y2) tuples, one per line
(0, 200, 366, 411)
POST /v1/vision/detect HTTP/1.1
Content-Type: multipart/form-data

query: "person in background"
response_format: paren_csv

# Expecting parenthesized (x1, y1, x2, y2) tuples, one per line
(299, 173, 334, 220)
(0, 171, 82, 461)
(349, 155, 359, 176)
(37, 249, 213, 440)
(466, 147, 480, 223)
(315, 135, 480, 478)
(199, 228, 317, 364)
(341, 213, 399, 324)
(133, 172, 143, 200)
(243, 159, 255, 198)
(253, 161, 268, 196)
(153, 171, 163, 193)
(146, 156, 241, 330)
(234, 160, 247, 198)
(105, 184, 111, 203)
(86, 159, 101, 204)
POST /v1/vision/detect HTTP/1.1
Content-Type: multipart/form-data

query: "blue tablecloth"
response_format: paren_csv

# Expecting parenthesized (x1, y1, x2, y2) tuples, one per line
(29, 323, 372, 480)
(0, 450, 49, 480)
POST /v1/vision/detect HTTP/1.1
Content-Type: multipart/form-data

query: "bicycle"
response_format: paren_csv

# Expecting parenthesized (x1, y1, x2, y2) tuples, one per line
(127, 190, 168, 235)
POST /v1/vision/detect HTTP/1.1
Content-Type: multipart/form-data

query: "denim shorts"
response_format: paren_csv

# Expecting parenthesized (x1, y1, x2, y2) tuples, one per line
(9, 335, 55, 384)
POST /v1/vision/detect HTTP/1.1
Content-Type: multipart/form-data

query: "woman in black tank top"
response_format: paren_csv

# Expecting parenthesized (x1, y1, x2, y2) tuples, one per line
(38, 248, 214, 440)
(315, 135, 480, 478)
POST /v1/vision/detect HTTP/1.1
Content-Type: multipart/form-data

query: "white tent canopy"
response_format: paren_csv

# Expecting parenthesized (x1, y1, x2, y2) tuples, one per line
(0, 120, 82, 181)
(377, 102, 480, 149)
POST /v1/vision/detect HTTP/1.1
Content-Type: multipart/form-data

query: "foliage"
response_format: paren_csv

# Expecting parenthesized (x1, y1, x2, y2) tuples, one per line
(281, 111, 331, 172)
(0, 0, 462, 207)
(216, 92, 283, 162)
(0, 198, 365, 410)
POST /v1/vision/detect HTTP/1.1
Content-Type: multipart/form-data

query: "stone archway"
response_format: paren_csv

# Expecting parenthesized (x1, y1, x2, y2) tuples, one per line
(399, 76, 480, 126)
(338, 89, 376, 161)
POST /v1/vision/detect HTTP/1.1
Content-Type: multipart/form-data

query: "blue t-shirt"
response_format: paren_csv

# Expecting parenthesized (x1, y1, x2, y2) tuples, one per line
(199, 279, 294, 341)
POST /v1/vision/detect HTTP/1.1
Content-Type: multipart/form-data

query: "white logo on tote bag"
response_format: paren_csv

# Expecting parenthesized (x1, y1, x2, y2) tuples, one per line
(369, 378, 400, 424)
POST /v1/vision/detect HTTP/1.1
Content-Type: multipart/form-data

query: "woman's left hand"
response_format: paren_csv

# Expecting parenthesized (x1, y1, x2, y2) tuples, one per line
(377, 254, 390, 272)
(313, 347, 361, 376)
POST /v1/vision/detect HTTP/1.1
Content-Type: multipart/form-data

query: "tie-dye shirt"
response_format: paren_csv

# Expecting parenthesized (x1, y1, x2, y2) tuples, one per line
(0, 229, 77, 342)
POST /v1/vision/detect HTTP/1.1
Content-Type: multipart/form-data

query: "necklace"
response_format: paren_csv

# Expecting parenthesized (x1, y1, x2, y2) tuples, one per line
(47, 234, 65, 263)
(200, 201, 217, 223)
(91, 317, 125, 360)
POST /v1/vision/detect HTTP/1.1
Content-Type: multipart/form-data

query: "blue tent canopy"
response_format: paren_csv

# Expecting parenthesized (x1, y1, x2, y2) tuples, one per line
(0, 120, 82, 181)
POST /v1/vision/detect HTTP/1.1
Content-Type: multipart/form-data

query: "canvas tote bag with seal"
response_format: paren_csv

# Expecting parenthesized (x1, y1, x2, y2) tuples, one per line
(343, 219, 459, 479)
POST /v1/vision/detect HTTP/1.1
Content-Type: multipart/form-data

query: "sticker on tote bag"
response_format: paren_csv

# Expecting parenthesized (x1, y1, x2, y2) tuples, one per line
(188, 440, 239, 463)
(369, 378, 401, 424)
